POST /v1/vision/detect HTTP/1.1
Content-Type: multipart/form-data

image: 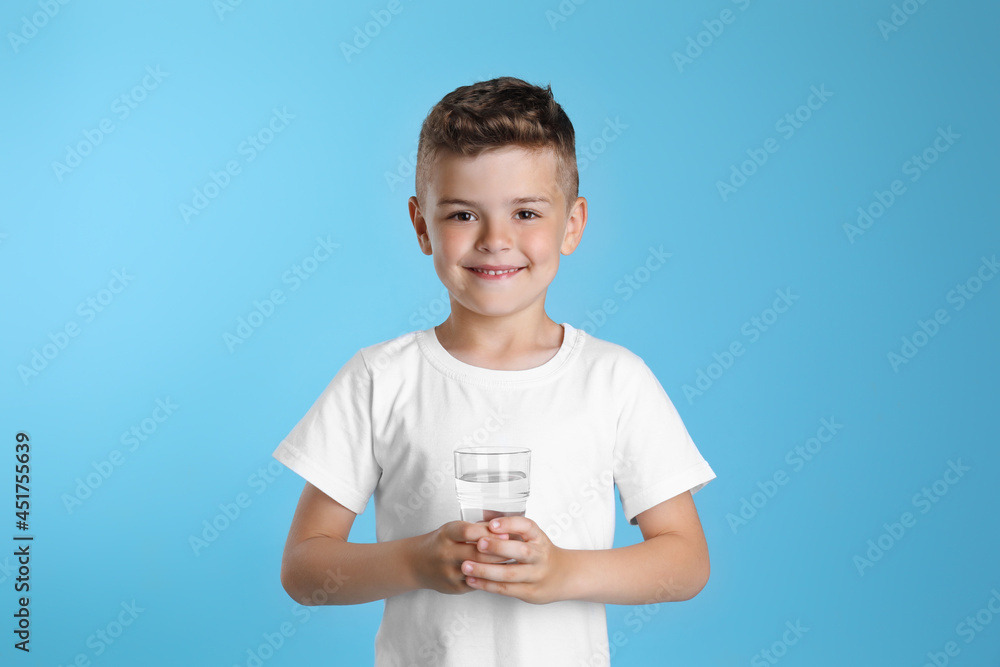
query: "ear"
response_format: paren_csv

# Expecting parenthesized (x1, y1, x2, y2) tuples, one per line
(560, 197, 588, 256)
(409, 196, 432, 256)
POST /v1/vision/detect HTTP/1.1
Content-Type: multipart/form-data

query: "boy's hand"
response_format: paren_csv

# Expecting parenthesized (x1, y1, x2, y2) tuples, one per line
(411, 521, 517, 596)
(460, 516, 571, 605)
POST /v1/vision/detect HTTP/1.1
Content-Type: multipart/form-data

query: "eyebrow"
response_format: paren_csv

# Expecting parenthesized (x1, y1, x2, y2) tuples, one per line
(437, 196, 552, 208)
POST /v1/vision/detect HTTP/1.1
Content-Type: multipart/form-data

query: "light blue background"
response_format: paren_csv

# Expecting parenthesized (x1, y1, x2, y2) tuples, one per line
(2, 1, 998, 665)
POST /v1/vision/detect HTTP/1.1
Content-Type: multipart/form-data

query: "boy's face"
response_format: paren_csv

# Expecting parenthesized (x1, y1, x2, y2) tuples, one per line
(409, 146, 587, 324)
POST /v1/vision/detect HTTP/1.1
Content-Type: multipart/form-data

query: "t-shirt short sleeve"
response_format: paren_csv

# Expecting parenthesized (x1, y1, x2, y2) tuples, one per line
(272, 350, 381, 515)
(613, 356, 716, 526)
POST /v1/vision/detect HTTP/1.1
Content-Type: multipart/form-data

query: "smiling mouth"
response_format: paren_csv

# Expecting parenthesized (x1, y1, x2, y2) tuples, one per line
(467, 267, 523, 275)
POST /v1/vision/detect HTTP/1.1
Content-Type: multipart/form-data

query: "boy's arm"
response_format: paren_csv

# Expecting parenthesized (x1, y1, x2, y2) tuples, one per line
(280, 482, 422, 605)
(280, 482, 515, 605)
(561, 490, 710, 605)
(463, 490, 709, 605)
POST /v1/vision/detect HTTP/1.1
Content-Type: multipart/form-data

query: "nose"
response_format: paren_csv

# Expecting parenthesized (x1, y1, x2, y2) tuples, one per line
(476, 216, 512, 253)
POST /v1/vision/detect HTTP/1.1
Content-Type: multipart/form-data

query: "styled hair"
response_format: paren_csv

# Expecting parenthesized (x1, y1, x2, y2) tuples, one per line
(415, 76, 578, 210)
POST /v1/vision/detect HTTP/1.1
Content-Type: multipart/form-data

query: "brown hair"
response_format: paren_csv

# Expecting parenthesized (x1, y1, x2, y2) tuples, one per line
(415, 76, 578, 211)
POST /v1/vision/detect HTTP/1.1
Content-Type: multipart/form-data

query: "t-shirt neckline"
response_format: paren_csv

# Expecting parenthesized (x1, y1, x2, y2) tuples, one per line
(418, 321, 580, 385)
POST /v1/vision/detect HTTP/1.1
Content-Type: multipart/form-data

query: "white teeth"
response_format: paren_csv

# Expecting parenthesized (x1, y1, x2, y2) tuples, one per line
(472, 267, 519, 275)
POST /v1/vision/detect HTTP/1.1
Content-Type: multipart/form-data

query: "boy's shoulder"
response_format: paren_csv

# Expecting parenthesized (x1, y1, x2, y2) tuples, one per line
(352, 329, 423, 372)
(574, 326, 641, 357)
(571, 327, 657, 375)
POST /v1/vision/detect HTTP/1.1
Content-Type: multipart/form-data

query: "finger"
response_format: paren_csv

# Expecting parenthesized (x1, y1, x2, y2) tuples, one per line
(478, 527, 510, 541)
(462, 559, 524, 585)
(487, 516, 539, 542)
(459, 520, 508, 543)
(475, 536, 530, 563)
(465, 575, 519, 598)
(462, 544, 516, 564)
(448, 521, 480, 542)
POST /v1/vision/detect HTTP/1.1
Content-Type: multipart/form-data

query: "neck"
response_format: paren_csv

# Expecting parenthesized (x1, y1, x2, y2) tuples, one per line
(435, 305, 563, 359)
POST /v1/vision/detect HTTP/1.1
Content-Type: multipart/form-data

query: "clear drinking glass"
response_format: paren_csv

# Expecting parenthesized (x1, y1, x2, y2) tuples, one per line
(454, 445, 531, 534)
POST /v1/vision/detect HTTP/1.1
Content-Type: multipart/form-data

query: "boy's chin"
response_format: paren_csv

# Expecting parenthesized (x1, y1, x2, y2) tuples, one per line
(451, 295, 551, 318)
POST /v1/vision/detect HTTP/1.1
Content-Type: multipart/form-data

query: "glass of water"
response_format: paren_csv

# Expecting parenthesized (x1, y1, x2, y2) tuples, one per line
(454, 446, 531, 553)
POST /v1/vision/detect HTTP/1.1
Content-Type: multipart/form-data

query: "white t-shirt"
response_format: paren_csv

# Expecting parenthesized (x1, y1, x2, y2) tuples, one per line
(273, 322, 716, 667)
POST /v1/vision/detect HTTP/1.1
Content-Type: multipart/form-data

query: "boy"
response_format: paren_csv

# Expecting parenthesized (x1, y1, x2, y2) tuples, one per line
(274, 76, 716, 666)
